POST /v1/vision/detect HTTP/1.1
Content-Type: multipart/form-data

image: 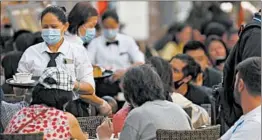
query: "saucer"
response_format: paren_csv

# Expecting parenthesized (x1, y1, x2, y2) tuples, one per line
(9, 79, 35, 84)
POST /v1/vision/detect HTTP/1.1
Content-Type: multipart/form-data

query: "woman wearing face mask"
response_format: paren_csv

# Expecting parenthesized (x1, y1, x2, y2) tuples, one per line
(65, 2, 98, 47)
(17, 6, 111, 115)
(87, 10, 145, 98)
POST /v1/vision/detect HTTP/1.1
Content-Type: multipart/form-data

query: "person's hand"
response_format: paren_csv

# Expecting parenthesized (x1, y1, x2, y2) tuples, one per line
(97, 118, 113, 140)
(99, 100, 112, 116)
(112, 69, 126, 82)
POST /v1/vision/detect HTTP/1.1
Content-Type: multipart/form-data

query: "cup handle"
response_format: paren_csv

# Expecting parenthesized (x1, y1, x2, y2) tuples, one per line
(13, 75, 16, 81)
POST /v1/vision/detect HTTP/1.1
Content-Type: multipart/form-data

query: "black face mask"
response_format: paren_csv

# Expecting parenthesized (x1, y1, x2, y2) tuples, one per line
(174, 78, 185, 89)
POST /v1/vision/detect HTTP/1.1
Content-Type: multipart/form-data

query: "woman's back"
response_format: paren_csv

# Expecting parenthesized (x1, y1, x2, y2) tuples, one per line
(4, 105, 71, 140)
(120, 100, 192, 140)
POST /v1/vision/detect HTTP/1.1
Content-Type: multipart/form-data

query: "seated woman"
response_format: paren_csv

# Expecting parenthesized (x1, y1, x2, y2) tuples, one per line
(205, 35, 229, 71)
(100, 65, 192, 139)
(113, 57, 209, 133)
(4, 67, 88, 140)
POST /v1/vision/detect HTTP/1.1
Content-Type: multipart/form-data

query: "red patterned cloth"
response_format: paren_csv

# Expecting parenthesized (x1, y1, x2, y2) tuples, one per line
(4, 105, 71, 140)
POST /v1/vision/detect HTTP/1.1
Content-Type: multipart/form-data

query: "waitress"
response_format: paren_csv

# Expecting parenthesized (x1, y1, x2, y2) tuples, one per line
(65, 1, 98, 47)
(17, 6, 111, 114)
(87, 10, 145, 98)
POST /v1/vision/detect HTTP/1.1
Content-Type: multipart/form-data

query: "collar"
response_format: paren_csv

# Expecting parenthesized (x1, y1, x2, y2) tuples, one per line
(41, 39, 69, 55)
(104, 33, 120, 43)
(65, 31, 84, 45)
(244, 105, 261, 118)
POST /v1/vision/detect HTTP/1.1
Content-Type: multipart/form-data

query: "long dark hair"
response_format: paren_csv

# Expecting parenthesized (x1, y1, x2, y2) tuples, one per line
(31, 84, 73, 110)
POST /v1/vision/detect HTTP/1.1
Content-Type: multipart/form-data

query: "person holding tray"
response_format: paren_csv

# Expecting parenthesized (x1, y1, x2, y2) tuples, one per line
(17, 6, 111, 115)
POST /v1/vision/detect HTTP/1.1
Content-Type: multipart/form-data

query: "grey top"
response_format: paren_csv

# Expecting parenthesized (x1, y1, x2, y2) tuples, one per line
(119, 100, 192, 140)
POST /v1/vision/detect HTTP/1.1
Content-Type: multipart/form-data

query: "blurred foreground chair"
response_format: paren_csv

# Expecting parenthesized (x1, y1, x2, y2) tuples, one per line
(3, 94, 24, 103)
(77, 116, 104, 138)
(156, 125, 220, 140)
(0, 133, 44, 140)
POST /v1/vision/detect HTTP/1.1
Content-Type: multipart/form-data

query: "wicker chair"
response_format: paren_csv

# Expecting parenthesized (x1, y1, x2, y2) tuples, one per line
(3, 94, 24, 103)
(156, 125, 220, 140)
(77, 116, 105, 138)
(0, 133, 44, 140)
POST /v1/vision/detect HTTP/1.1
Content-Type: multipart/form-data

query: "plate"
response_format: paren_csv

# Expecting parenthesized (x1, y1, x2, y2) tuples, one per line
(9, 79, 35, 84)
(6, 78, 38, 88)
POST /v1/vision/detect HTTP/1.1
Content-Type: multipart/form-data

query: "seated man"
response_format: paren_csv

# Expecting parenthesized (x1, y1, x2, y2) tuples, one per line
(169, 54, 212, 105)
(220, 57, 261, 140)
(183, 40, 222, 88)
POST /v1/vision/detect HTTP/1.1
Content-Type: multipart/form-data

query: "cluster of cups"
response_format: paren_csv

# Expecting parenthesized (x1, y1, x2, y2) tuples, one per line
(12, 73, 33, 83)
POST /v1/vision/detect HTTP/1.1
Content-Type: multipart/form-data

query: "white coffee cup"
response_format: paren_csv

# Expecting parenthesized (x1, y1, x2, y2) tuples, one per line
(13, 73, 32, 83)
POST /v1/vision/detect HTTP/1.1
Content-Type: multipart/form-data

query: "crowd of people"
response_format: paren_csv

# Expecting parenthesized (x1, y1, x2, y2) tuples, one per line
(0, 1, 261, 140)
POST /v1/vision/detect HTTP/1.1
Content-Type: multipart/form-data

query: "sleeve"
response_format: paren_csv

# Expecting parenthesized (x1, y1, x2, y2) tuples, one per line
(159, 42, 177, 61)
(86, 39, 97, 64)
(17, 51, 31, 73)
(241, 29, 261, 60)
(127, 38, 145, 64)
(75, 47, 95, 89)
(229, 121, 261, 140)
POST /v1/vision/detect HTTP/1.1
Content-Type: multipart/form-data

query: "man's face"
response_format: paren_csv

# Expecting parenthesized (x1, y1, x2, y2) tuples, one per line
(170, 58, 186, 82)
(186, 49, 209, 71)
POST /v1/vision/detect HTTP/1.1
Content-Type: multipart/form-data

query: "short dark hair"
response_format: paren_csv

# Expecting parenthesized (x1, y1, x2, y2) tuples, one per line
(183, 40, 208, 56)
(203, 22, 226, 37)
(102, 10, 119, 23)
(170, 54, 200, 81)
(122, 65, 166, 106)
(146, 57, 173, 102)
(41, 6, 67, 24)
(68, 2, 98, 34)
(15, 32, 35, 52)
(31, 84, 73, 110)
(236, 57, 261, 96)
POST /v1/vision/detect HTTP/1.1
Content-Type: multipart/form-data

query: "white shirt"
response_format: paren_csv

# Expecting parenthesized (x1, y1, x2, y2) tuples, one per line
(64, 32, 84, 46)
(171, 92, 210, 128)
(221, 105, 261, 140)
(17, 40, 95, 89)
(87, 33, 145, 71)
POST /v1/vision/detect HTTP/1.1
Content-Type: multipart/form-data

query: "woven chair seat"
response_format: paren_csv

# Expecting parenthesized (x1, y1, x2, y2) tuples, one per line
(156, 125, 220, 140)
(3, 94, 24, 103)
(0, 133, 44, 140)
(77, 116, 104, 138)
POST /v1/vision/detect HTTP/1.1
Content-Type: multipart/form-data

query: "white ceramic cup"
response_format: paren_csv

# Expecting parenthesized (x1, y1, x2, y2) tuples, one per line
(13, 73, 32, 83)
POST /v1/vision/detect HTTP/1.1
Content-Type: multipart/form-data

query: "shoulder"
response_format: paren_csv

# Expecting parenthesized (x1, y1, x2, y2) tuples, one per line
(89, 36, 104, 44)
(24, 42, 44, 54)
(207, 67, 222, 75)
(118, 33, 136, 43)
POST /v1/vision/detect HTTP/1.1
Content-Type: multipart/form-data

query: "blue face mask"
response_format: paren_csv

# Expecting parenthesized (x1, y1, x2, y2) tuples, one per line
(41, 29, 61, 45)
(81, 28, 96, 43)
(103, 29, 118, 39)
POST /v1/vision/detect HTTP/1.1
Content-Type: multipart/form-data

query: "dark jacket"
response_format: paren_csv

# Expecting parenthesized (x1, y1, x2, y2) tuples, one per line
(220, 13, 261, 129)
(203, 67, 222, 88)
(185, 84, 212, 106)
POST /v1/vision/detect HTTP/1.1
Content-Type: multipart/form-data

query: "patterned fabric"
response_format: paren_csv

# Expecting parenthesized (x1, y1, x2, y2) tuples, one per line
(1, 101, 29, 129)
(38, 67, 74, 91)
(4, 105, 71, 140)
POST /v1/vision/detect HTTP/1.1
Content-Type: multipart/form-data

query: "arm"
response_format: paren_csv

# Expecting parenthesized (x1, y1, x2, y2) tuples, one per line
(241, 30, 261, 60)
(75, 47, 95, 95)
(127, 37, 145, 65)
(65, 112, 88, 140)
(80, 94, 112, 116)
